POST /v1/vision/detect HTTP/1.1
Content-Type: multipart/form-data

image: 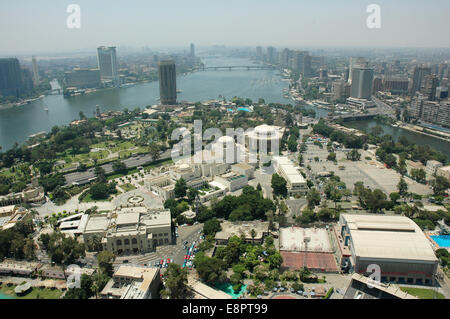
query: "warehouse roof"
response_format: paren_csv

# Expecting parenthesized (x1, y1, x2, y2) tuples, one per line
(341, 214, 438, 262)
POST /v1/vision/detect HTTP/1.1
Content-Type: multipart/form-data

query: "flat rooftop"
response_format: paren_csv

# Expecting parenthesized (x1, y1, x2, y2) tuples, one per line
(188, 279, 232, 299)
(84, 215, 109, 233)
(114, 265, 158, 281)
(341, 214, 438, 262)
(215, 221, 269, 241)
(279, 227, 333, 252)
(116, 212, 140, 225)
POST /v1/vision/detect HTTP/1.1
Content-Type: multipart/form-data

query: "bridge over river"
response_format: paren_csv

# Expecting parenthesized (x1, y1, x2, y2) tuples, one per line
(193, 65, 277, 71)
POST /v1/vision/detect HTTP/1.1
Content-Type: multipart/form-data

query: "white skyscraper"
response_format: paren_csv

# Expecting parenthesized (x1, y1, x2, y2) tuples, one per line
(97, 46, 119, 86)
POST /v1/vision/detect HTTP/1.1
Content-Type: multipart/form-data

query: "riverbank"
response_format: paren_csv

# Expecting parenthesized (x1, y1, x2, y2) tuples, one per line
(344, 119, 450, 160)
(398, 123, 450, 142)
(0, 94, 46, 110)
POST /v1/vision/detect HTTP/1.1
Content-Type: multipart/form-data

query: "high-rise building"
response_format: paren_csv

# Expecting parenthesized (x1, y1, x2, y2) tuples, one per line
(97, 46, 119, 85)
(348, 57, 367, 84)
(332, 80, 350, 101)
(411, 66, 431, 95)
(408, 93, 450, 127)
(64, 68, 101, 89)
(267, 46, 276, 64)
(372, 77, 383, 93)
(280, 48, 291, 68)
(190, 43, 195, 58)
(291, 51, 309, 75)
(158, 60, 177, 105)
(319, 69, 328, 79)
(343, 68, 350, 82)
(421, 74, 439, 101)
(302, 54, 312, 78)
(0, 58, 25, 97)
(436, 86, 449, 100)
(32, 56, 40, 85)
(383, 77, 409, 95)
(350, 67, 374, 100)
(256, 46, 263, 61)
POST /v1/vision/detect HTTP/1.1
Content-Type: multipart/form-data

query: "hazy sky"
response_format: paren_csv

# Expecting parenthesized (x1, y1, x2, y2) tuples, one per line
(1, 0, 449, 55)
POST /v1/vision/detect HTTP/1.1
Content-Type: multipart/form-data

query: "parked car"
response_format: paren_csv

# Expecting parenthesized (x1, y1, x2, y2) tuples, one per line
(123, 260, 129, 264)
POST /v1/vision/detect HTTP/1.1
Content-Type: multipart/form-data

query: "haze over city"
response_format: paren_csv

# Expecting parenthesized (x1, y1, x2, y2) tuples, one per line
(1, 0, 450, 55)
(0, 0, 450, 307)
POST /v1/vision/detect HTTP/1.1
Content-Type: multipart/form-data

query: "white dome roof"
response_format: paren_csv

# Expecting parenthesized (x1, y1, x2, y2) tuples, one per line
(179, 163, 190, 170)
(217, 135, 235, 143)
(255, 124, 276, 134)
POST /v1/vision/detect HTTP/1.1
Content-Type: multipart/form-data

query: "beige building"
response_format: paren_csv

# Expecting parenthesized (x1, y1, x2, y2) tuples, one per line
(337, 214, 438, 285)
(231, 163, 255, 179)
(213, 172, 248, 192)
(436, 165, 450, 181)
(215, 221, 270, 245)
(426, 160, 443, 176)
(83, 207, 172, 255)
(101, 265, 161, 299)
(273, 156, 308, 196)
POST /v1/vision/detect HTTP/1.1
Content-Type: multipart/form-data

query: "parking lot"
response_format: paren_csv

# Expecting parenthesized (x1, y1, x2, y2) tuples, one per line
(305, 145, 432, 195)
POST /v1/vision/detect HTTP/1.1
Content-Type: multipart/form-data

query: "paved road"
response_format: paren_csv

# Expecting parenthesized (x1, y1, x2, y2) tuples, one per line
(113, 223, 204, 269)
(64, 149, 172, 186)
(249, 166, 274, 200)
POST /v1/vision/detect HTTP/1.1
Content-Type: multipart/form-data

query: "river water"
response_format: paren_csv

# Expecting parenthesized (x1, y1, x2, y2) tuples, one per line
(0, 56, 291, 151)
(0, 56, 448, 160)
(345, 120, 450, 160)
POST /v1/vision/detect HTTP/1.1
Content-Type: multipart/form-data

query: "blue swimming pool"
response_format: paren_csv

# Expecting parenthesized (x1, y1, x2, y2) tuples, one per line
(237, 107, 251, 112)
(431, 235, 450, 248)
(214, 282, 247, 299)
(0, 292, 14, 299)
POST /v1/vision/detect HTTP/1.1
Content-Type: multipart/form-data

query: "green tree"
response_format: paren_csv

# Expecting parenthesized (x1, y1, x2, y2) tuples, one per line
(97, 251, 116, 276)
(306, 188, 321, 208)
(203, 218, 221, 236)
(347, 149, 361, 161)
(431, 176, 450, 196)
(161, 263, 189, 299)
(174, 178, 187, 198)
(112, 160, 127, 174)
(397, 177, 408, 197)
(193, 253, 226, 284)
(271, 173, 287, 197)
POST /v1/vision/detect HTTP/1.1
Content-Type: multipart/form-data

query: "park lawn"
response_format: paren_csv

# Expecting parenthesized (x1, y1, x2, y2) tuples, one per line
(399, 287, 445, 299)
(121, 183, 137, 192)
(0, 285, 63, 299)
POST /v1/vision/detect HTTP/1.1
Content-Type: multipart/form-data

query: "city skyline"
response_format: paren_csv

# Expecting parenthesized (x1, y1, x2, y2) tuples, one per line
(1, 0, 450, 55)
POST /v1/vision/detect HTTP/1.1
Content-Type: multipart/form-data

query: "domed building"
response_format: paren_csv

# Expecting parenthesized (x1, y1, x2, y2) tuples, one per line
(246, 124, 284, 161)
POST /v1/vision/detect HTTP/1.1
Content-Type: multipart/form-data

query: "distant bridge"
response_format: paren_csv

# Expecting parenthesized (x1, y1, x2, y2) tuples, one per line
(193, 65, 277, 71)
(331, 112, 381, 121)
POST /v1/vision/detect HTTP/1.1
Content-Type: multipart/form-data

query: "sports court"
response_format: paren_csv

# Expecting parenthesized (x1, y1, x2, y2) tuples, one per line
(279, 226, 338, 273)
(280, 251, 339, 273)
(279, 227, 333, 253)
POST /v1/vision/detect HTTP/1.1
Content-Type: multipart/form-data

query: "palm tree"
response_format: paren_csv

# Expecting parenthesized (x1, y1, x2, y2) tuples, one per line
(250, 229, 257, 244)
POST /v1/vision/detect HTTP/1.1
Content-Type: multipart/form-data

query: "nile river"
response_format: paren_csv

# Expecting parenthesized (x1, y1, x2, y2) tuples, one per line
(0, 56, 290, 151)
(0, 56, 449, 160)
